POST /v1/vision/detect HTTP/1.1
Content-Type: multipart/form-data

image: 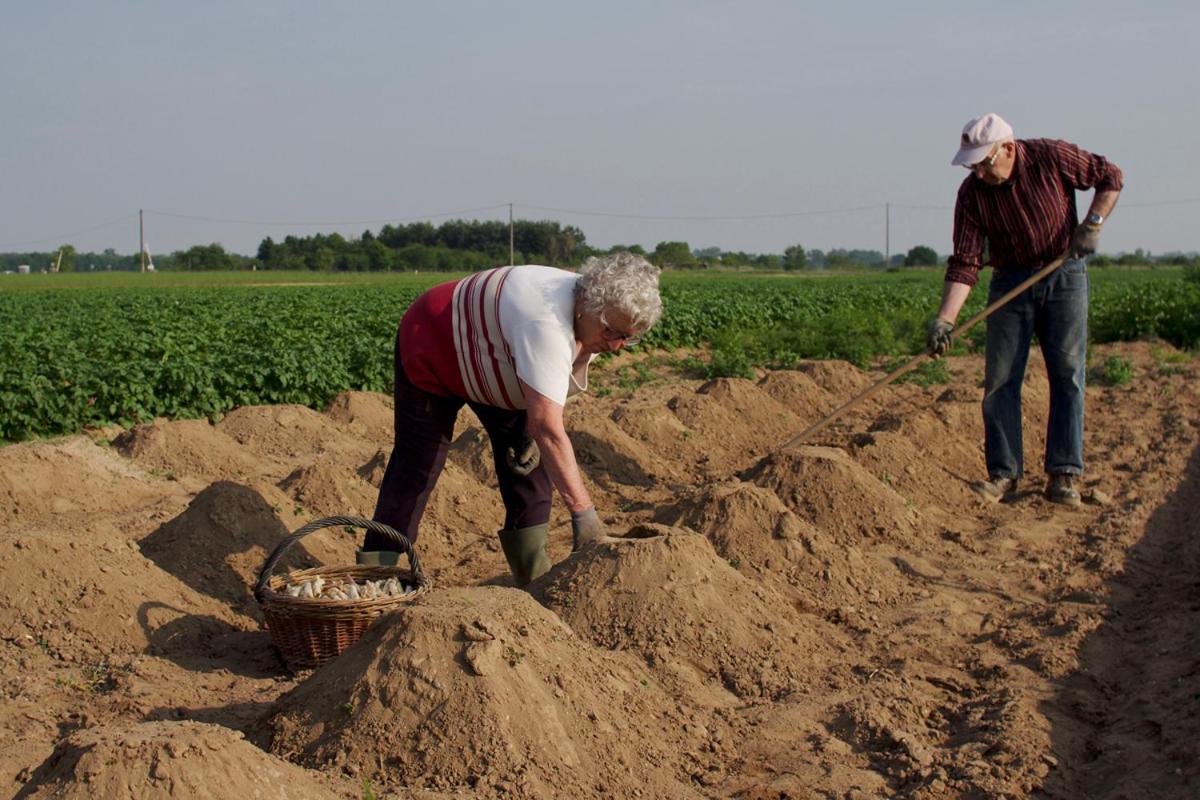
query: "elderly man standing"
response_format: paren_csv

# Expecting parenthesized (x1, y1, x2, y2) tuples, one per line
(927, 113, 1123, 507)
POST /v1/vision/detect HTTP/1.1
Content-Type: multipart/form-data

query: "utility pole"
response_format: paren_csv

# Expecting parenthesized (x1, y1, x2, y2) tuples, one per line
(509, 203, 514, 266)
(884, 203, 890, 268)
(139, 209, 145, 273)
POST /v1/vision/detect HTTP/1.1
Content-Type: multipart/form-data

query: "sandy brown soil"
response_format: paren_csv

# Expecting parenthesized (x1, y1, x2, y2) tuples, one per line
(1, 342, 1197, 799)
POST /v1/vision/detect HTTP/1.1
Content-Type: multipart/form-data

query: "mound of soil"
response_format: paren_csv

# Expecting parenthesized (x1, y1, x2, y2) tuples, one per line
(0, 438, 170, 526)
(566, 405, 668, 488)
(114, 419, 262, 485)
(795, 359, 874, 398)
(138, 481, 319, 614)
(743, 445, 923, 544)
(444, 424, 497, 485)
(323, 390, 393, 442)
(606, 385, 708, 479)
(535, 523, 836, 701)
(0, 512, 252, 660)
(847, 408, 984, 512)
(258, 586, 694, 798)
(19, 720, 341, 799)
(664, 378, 803, 472)
(651, 481, 902, 610)
(755, 370, 837, 420)
(279, 453, 378, 519)
(216, 404, 369, 472)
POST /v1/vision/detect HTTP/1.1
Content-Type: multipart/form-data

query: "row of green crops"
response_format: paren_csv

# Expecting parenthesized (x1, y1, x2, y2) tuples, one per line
(2, 268, 1197, 442)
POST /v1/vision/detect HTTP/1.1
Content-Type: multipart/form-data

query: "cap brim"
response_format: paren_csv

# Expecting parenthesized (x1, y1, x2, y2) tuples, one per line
(951, 142, 992, 167)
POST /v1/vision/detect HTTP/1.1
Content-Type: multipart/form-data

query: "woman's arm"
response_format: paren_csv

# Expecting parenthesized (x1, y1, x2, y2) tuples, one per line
(520, 379, 592, 513)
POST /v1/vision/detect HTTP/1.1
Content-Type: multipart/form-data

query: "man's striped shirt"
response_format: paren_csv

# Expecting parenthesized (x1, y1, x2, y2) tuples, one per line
(947, 138, 1124, 286)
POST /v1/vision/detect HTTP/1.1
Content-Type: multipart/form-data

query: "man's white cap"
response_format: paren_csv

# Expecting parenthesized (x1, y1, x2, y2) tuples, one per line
(951, 112, 1014, 166)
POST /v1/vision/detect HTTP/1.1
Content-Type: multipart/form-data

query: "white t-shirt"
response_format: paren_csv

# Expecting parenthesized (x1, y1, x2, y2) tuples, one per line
(449, 265, 590, 409)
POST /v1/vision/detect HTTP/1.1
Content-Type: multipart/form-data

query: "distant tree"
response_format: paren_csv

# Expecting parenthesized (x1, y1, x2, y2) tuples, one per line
(825, 249, 854, 268)
(651, 241, 695, 268)
(51, 244, 77, 271)
(257, 237, 277, 263)
(783, 244, 808, 271)
(174, 243, 235, 271)
(904, 245, 939, 267)
(363, 237, 395, 271)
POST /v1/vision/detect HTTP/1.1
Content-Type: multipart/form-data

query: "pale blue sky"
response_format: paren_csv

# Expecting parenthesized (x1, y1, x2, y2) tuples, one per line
(2, 1, 1197, 258)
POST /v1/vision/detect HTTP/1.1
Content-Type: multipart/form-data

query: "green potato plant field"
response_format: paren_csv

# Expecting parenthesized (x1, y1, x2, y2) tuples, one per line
(1, 268, 1196, 442)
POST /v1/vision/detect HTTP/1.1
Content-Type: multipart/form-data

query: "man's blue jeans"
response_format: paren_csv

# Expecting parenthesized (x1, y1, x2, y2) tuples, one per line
(982, 258, 1089, 480)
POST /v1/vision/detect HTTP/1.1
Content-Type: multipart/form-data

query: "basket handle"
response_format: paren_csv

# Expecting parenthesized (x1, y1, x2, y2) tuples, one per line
(253, 515, 423, 601)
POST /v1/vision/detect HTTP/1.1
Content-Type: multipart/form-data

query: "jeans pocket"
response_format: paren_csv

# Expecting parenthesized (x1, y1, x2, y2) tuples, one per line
(1059, 260, 1088, 292)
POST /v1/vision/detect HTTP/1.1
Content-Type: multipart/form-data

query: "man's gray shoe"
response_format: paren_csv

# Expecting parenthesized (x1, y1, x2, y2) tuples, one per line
(971, 476, 1018, 503)
(1045, 474, 1082, 508)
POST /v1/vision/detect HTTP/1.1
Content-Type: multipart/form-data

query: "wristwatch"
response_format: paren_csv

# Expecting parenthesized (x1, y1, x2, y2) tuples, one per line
(1085, 212, 1104, 227)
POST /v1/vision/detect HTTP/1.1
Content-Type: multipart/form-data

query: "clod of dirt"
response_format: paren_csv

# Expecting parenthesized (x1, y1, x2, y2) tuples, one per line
(257, 586, 694, 798)
(18, 720, 341, 799)
(743, 445, 923, 543)
(535, 523, 836, 701)
(651, 481, 900, 610)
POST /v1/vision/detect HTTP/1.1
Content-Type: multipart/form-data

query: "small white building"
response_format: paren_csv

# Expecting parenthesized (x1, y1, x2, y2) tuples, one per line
(17, 264, 31, 274)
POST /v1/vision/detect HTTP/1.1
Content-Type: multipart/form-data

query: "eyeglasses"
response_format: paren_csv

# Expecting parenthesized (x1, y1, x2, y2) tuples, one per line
(600, 312, 642, 346)
(965, 146, 1001, 171)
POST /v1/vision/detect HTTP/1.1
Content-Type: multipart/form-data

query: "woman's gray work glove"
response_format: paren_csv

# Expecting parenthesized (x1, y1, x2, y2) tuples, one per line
(571, 507, 607, 552)
(926, 317, 954, 358)
(504, 435, 540, 476)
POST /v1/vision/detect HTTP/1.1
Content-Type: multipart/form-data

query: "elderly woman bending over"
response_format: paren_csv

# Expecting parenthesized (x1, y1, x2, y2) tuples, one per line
(361, 252, 663, 586)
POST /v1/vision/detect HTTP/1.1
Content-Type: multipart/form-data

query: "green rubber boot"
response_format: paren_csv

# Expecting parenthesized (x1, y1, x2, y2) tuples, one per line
(355, 549, 402, 566)
(498, 524, 551, 588)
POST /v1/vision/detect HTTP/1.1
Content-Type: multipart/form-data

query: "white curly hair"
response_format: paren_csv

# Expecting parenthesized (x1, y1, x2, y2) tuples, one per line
(575, 251, 663, 332)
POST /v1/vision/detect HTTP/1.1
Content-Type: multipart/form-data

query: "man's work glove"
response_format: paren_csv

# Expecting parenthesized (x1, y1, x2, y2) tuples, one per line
(571, 507, 607, 552)
(504, 434, 540, 476)
(1070, 223, 1101, 259)
(926, 317, 954, 358)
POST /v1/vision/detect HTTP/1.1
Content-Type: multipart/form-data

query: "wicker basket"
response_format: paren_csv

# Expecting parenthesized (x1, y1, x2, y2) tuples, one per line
(254, 516, 430, 671)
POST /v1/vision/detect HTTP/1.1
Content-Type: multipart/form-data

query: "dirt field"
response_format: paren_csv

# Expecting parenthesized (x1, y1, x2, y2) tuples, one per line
(2, 342, 1197, 799)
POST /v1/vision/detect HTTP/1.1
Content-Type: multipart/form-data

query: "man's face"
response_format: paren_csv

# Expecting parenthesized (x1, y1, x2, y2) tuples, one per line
(969, 142, 1015, 185)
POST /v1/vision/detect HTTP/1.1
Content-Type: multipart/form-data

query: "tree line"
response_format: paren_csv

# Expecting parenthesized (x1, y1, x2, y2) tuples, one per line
(3, 219, 1197, 273)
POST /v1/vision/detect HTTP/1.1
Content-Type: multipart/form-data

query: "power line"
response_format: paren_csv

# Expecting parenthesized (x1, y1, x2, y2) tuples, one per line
(0, 214, 137, 250)
(515, 202, 884, 221)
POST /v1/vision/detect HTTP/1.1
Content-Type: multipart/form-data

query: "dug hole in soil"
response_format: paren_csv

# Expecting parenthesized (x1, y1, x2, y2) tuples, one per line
(1, 343, 1198, 799)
